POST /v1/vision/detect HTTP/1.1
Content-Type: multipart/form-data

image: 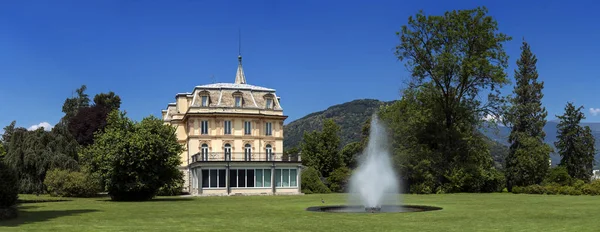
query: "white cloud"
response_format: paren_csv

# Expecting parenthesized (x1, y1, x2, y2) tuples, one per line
(27, 122, 53, 131)
(590, 108, 600, 116)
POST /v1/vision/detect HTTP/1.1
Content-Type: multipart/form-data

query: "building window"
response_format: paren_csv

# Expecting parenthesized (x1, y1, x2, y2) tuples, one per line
(265, 122, 272, 136)
(275, 168, 298, 187)
(224, 120, 232, 135)
(201, 96, 209, 107)
(265, 98, 273, 109)
(201, 169, 226, 188)
(266, 144, 273, 161)
(244, 121, 252, 135)
(201, 120, 208, 134)
(201, 144, 209, 161)
(244, 144, 252, 161)
(229, 169, 271, 188)
(235, 96, 242, 107)
(224, 143, 231, 161)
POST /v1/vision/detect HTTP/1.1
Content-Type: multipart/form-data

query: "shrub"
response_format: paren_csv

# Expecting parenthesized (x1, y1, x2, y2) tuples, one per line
(481, 169, 506, 193)
(157, 172, 184, 196)
(0, 162, 19, 208)
(523, 185, 546, 194)
(44, 169, 100, 197)
(0, 162, 19, 220)
(301, 167, 330, 194)
(411, 183, 433, 194)
(327, 167, 352, 193)
(511, 186, 524, 194)
(581, 180, 600, 195)
(546, 166, 572, 186)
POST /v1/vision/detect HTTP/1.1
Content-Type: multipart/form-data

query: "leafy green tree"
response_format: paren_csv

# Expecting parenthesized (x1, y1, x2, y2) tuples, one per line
(340, 142, 362, 169)
(392, 7, 511, 193)
(4, 127, 79, 194)
(0, 143, 5, 160)
(83, 111, 183, 201)
(327, 167, 352, 192)
(555, 102, 597, 181)
(93, 91, 121, 111)
(300, 119, 342, 177)
(300, 167, 330, 194)
(504, 41, 552, 190)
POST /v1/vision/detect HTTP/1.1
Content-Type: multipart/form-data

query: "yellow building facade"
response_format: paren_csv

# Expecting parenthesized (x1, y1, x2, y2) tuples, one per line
(162, 55, 302, 196)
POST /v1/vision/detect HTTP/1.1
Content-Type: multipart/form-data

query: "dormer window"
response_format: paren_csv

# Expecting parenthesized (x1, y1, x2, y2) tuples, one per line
(263, 93, 275, 109)
(198, 90, 210, 107)
(235, 97, 242, 107)
(201, 96, 209, 107)
(265, 98, 273, 109)
(232, 91, 243, 108)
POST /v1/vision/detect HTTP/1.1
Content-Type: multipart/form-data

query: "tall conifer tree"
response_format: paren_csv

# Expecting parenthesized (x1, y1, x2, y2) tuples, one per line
(555, 102, 597, 181)
(505, 40, 552, 191)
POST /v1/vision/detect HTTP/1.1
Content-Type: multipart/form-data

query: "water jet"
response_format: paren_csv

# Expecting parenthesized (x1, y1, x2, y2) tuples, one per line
(306, 114, 442, 213)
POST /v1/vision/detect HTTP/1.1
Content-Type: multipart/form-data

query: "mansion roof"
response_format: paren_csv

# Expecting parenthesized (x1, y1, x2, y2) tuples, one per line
(162, 55, 284, 121)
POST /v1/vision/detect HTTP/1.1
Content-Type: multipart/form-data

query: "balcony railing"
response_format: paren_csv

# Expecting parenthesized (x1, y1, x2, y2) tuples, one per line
(191, 152, 300, 162)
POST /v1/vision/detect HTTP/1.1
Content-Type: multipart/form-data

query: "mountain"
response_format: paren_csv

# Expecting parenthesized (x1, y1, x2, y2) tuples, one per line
(482, 121, 600, 167)
(284, 99, 600, 169)
(283, 99, 393, 149)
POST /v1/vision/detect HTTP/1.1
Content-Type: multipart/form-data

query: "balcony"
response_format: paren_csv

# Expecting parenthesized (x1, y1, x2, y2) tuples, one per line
(191, 152, 300, 163)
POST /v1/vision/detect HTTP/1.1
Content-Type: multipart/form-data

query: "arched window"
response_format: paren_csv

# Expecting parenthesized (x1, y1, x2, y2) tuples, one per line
(244, 144, 252, 161)
(266, 145, 273, 161)
(201, 144, 209, 161)
(224, 143, 232, 161)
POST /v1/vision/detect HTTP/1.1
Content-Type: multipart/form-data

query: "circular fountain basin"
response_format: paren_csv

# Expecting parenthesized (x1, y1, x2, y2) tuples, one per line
(306, 205, 442, 213)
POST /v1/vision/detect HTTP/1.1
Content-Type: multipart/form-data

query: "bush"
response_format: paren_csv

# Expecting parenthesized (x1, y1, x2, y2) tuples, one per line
(44, 169, 100, 198)
(523, 185, 546, 194)
(327, 167, 352, 193)
(0, 162, 19, 208)
(301, 167, 330, 194)
(511, 186, 524, 194)
(157, 172, 184, 196)
(411, 183, 433, 194)
(82, 112, 183, 201)
(581, 180, 600, 195)
(546, 166, 572, 186)
(481, 169, 505, 193)
(0, 162, 19, 220)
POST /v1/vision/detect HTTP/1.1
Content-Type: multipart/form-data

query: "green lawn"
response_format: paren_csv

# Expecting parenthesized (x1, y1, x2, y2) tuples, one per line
(1, 193, 599, 231)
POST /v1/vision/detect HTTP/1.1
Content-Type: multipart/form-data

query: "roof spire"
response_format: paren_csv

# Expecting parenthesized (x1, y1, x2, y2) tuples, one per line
(234, 28, 247, 84)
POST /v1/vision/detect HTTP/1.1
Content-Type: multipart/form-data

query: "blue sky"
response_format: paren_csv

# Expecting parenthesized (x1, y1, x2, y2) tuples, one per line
(1, 0, 599, 132)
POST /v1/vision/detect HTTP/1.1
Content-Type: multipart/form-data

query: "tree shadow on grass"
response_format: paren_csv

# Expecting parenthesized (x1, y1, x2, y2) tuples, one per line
(17, 199, 71, 204)
(96, 197, 193, 202)
(0, 209, 99, 227)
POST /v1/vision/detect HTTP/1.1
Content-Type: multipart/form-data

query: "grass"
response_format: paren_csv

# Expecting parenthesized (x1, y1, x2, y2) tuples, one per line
(1, 193, 600, 231)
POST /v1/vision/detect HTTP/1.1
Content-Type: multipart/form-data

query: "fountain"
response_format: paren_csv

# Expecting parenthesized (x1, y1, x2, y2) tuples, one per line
(306, 114, 442, 213)
(348, 114, 399, 211)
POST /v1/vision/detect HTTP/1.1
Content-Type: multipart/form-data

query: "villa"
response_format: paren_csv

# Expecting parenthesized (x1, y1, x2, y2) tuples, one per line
(161, 54, 302, 196)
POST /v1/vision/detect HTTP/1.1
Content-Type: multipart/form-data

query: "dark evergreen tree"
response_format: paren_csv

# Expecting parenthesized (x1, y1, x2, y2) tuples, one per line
(504, 41, 552, 190)
(555, 102, 597, 181)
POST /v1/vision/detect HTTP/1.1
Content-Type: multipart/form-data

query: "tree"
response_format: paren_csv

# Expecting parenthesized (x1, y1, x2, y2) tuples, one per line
(4, 126, 79, 194)
(555, 102, 597, 181)
(93, 91, 121, 111)
(0, 143, 5, 160)
(393, 7, 512, 192)
(300, 119, 342, 177)
(504, 41, 552, 190)
(341, 142, 362, 169)
(60, 85, 90, 125)
(83, 111, 183, 201)
(68, 106, 111, 146)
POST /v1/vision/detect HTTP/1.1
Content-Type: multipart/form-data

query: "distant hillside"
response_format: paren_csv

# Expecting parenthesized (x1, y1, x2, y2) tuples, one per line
(284, 99, 600, 169)
(482, 121, 600, 167)
(283, 99, 393, 149)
